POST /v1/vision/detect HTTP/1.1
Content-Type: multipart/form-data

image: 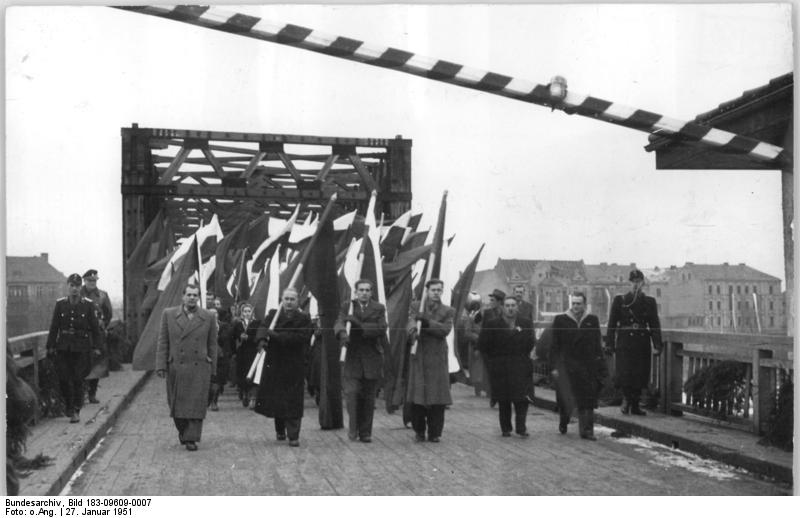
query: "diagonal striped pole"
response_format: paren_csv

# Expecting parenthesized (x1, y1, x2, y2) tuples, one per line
(114, 5, 790, 166)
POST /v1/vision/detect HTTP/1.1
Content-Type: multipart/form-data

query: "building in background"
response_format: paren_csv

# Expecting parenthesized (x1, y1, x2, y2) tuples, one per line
(5, 253, 67, 337)
(472, 258, 785, 334)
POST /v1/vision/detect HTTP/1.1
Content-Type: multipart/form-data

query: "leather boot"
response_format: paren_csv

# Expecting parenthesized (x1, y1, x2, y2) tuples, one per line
(620, 397, 630, 415)
(630, 400, 647, 416)
(579, 410, 596, 441)
(558, 410, 569, 434)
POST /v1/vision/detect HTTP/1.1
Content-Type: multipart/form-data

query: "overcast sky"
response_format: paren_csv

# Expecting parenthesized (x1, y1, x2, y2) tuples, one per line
(4, 3, 794, 301)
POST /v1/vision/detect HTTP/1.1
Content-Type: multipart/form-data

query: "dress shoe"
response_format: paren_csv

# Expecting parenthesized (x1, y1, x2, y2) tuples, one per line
(620, 404, 630, 415)
(288, 439, 300, 447)
(359, 436, 372, 443)
(516, 431, 530, 437)
(428, 437, 440, 443)
(185, 442, 198, 451)
(559, 423, 568, 434)
(179, 434, 186, 445)
(501, 431, 512, 437)
(414, 434, 426, 443)
(70, 413, 80, 424)
(490, 399, 497, 409)
(210, 402, 219, 412)
(580, 434, 597, 441)
(276, 434, 287, 441)
(88, 396, 100, 404)
(631, 407, 647, 416)
(348, 433, 358, 441)
(242, 397, 250, 407)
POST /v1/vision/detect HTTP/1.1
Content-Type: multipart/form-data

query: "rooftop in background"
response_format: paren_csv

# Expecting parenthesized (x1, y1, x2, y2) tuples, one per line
(666, 262, 782, 282)
(6, 253, 67, 284)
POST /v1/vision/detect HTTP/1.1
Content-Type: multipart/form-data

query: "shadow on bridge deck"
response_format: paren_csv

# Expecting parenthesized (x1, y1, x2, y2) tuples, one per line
(17, 365, 792, 495)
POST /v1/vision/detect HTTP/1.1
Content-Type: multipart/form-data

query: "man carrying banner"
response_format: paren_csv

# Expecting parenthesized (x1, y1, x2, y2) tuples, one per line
(406, 279, 455, 443)
(335, 279, 388, 443)
(254, 288, 314, 447)
(156, 283, 218, 451)
(606, 269, 662, 416)
(232, 302, 260, 408)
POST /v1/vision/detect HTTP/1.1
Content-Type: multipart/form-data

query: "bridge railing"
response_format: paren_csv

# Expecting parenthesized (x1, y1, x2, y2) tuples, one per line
(7, 330, 49, 424)
(533, 320, 793, 435)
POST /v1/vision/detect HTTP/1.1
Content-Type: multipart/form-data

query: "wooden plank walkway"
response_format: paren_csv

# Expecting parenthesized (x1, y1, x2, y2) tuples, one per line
(57, 376, 789, 496)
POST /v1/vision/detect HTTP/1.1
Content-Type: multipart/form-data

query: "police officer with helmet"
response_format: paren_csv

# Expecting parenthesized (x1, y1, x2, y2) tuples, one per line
(46, 273, 102, 423)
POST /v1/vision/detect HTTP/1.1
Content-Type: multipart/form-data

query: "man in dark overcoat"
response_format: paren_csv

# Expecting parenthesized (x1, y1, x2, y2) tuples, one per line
(478, 296, 535, 437)
(551, 292, 607, 440)
(335, 279, 387, 443)
(156, 284, 218, 451)
(80, 269, 112, 402)
(232, 302, 260, 407)
(46, 273, 103, 423)
(607, 269, 662, 416)
(473, 288, 505, 405)
(254, 288, 313, 447)
(406, 279, 455, 443)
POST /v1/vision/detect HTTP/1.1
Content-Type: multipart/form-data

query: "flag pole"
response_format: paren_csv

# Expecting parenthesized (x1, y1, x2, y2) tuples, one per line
(267, 193, 339, 332)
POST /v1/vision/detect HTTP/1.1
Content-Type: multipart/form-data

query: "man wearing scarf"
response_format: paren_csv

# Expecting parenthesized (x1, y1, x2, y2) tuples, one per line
(551, 292, 607, 440)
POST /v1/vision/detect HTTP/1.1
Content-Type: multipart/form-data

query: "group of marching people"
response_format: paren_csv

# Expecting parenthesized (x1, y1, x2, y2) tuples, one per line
(154, 267, 661, 451)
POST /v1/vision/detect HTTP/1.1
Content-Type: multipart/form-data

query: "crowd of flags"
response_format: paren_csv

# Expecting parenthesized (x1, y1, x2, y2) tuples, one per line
(126, 192, 484, 421)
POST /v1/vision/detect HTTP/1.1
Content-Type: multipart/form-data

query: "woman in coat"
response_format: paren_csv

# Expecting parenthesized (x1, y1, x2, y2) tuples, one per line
(405, 280, 455, 443)
(232, 303, 260, 407)
(551, 292, 608, 441)
(253, 289, 313, 447)
(478, 296, 535, 437)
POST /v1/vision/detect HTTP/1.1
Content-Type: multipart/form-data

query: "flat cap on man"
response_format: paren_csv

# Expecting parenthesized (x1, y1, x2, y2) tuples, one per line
(67, 273, 83, 285)
(490, 289, 507, 300)
(83, 269, 98, 280)
(629, 269, 645, 282)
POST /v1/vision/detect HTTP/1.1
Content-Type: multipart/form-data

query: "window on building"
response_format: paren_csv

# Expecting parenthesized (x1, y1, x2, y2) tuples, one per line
(729, 300, 733, 310)
(708, 285, 713, 295)
(656, 288, 661, 297)
(769, 285, 774, 295)
(737, 317, 742, 326)
(744, 286, 749, 294)
(729, 285, 733, 294)
(745, 301, 749, 309)
(753, 285, 757, 294)
(769, 301, 774, 311)
(737, 285, 741, 294)
(717, 301, 721, 310)
(716, 284, 721, 294)
(657, 303, 662, 313)
(8, 285, 25, 298)
(770, 316, 775, 327)
(708, 301, 713, 311)
(716, 317, 721, 326)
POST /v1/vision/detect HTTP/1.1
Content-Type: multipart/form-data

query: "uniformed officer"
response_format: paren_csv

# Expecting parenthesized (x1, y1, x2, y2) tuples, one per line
(46, 273, 103, 423)
(81, 269, 113, 402)
(606, 269, 663, 416)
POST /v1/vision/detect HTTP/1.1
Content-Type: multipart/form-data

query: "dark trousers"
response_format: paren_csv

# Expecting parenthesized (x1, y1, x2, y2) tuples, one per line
(174, 418, 203, 442)
(411, 404, 445, 439)
(621, 386, 642, 407)
(275, 417, 302, 441)
(86, 378, 99, 397)
(343, 376, 378, 439)
(498, 400, 529, 433)
(55, 351, 90, 415)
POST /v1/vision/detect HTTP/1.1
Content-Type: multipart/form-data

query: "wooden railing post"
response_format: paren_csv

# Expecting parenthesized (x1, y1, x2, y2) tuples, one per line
(751, 348, 775, 435)
(660, 340, 684, 416)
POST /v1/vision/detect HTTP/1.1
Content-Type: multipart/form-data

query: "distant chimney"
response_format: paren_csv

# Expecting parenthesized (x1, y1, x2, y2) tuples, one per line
(723, 262, 729, 266)
(40, 253, 48, 263)
(739, 262, 746, 266)
(685, 262, 694, 266)
(600, 262, 608, 266)
(670, 265, 676, 270)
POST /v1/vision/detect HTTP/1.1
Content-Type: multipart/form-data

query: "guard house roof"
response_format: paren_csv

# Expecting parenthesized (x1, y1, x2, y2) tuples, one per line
(645, 72, 793, 170)
(6, 255, 67, 284)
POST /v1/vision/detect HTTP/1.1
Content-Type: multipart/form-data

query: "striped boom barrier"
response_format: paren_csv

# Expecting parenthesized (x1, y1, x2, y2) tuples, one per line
(115, 5, 790, 166)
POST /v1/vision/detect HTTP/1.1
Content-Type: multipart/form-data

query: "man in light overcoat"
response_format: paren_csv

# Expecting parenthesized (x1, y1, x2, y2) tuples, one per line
(156, 284, 218, 451)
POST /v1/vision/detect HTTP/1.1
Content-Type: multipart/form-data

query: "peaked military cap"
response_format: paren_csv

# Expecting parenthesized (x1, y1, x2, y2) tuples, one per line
(67, 273, 83, 285)
(83, 269, 98, 280)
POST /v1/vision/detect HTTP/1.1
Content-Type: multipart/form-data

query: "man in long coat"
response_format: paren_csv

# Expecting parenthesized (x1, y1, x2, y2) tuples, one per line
(80, 269, 112, 402)
(551, 292, 607, 440)
(512, 285, 535, 322)
(335, 279, 387, 443)
(46, 273, 103, 423)
(479, 296, 535, 437)
(156, 284, 218, 451)
(406, 279, 455, 443)
(473, 288, 505, 404)
(607, 269, 662, 416)
(254, 288, 313, 447)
